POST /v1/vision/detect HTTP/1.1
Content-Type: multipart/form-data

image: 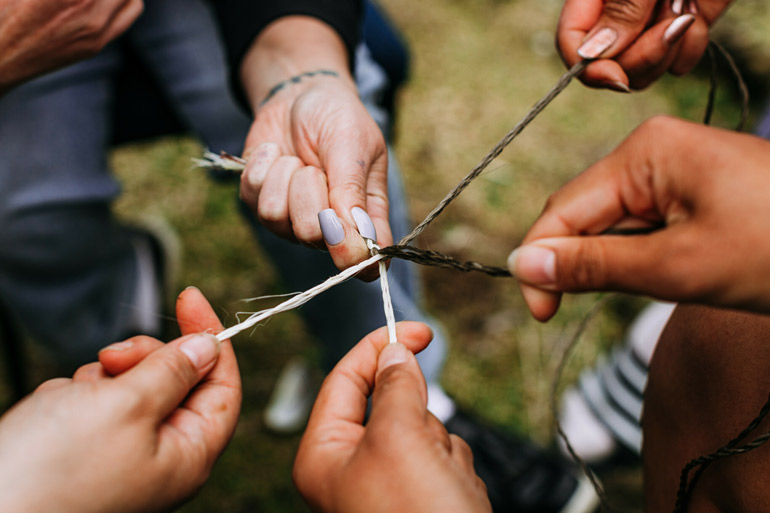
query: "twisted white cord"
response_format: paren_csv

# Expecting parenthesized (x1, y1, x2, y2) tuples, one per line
(368, 240, 397, 344)
(216, 252, 385, 341)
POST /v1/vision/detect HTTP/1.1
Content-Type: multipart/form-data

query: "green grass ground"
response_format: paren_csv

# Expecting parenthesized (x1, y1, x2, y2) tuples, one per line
(3, 1, 769, 511)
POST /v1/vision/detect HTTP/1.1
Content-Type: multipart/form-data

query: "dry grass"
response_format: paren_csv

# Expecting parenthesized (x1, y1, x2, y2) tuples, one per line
(2, 0, 767, 511)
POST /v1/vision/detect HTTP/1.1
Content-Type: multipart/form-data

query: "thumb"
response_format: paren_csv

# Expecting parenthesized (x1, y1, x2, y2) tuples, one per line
(576, 0, 658, 60)
(114, 333, 221, 418)
(368, 343, 428, 429)
(509, 231, 694, 305)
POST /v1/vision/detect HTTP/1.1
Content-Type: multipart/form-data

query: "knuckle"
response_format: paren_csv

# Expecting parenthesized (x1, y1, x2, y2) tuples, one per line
(602, 0, 649, 25)
(565, 242, 608, 290)
(292, 219, 322, 243)
(156, 350, 196, 387)
(257, 197, 286, 224)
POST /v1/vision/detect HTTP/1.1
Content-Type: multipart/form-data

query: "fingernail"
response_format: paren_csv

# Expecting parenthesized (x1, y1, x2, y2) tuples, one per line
(378, 343, 411, 373)
(318, 209, 345, 246)
(507, 246, 556, 285)
(687, 1, 698, 14)
(672, 0, 684, 15)
(179, 333, 220, 370)
(577, 28, 618, 59)
(605, 81, 632, 93)
(185, 286, 200, 292)
(664, 14, 695, 45)
(351, 207, 377, 241)
(100, 340, 134, 353)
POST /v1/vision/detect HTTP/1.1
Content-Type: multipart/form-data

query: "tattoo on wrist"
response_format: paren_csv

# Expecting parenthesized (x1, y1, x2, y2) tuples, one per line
(259, 69, 339, 106)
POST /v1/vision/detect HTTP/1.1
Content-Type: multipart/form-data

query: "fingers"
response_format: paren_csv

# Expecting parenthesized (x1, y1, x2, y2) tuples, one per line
(309, 101, 390, 271)
(253, 155, 305, 241)
(449, 434, 479, 481)
(113, 333, 222, 418)
(509, 116, 714, 319)
(510, 116, 671, 319)
(668, 16, 709, 76)
(72, 362, 109, 382)
(614, 13, 697, 90)
(558, 0, 706, 90)
(98, 336, 165, 376)
(575, 0, 657, 59)
(558, 0, 655, 88)
(367, 343, 430, 436)
(509, 228, 698, 302)
(176, 286, 225, 336)
(168, 287, 241, 455)
(240, 142, 280, 212)
(317, 207, 379, 281)
(35, 377, 72, 393)
(307, 322, 433, 431)
(240, 141, 388, 277)
(289, 166, 329, 243)
(295, 322, 433, 497)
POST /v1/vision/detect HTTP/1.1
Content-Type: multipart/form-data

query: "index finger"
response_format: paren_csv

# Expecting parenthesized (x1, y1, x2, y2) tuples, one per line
(516, 120, 665, 320)
(557, 0, 657, 88)
(161, 287, 242, 456)
(324, 133, 393, 271)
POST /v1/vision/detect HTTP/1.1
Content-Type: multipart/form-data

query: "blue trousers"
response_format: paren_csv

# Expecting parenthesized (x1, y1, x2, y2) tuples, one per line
(0, 0, 447, 381)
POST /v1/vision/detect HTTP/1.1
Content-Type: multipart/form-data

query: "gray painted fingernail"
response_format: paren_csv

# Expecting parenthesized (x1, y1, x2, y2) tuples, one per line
(663, 14, 695, 45)
(672, 0, 684, 15)
(318, 209, 345, 246)
(577, 28, 617, 59)
(351, 207, 377, 241)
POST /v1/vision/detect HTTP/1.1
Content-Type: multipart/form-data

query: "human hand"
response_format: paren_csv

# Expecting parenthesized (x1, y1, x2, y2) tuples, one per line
(0, 287, 241, 513)
(238, 17, 390, 278)
(294, 322, 491, 513)
(0, 0, 143, 95)
(507, 115, 770, 321)
(557, 0, 733, 91)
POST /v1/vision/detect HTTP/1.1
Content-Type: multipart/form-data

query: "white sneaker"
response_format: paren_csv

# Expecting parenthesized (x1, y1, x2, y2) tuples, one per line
(264, 357, 317, 433)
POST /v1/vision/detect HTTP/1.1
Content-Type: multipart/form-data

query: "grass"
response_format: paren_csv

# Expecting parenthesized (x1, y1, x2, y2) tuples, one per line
(2, 0, 768, 511)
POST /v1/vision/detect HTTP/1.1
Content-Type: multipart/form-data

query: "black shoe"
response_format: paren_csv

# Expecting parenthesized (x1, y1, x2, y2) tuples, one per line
(445, 411, 599, 513)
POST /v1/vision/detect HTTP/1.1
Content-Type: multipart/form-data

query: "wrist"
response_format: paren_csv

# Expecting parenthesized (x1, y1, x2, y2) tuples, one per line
(239, 16, 354, 112)
(258, 69, 342, 106)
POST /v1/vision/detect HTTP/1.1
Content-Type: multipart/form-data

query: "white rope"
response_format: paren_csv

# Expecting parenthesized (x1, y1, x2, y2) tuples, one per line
(368, 239, 398, 344)
(216, 252, 385, 342)
(192, 151, 246, 172)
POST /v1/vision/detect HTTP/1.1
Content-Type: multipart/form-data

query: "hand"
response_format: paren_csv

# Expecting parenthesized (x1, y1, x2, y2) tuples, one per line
(0, 287, 242, 513)
(0, 0, 143, 95)
(294, 322, 491, 513)
(557, 0, 733, 91)
(507, 115, 770, 320)
(238, 17, 390, 278)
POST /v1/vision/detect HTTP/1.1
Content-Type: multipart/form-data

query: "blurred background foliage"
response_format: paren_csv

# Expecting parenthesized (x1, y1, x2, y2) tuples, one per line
(3, 0, 770, 511)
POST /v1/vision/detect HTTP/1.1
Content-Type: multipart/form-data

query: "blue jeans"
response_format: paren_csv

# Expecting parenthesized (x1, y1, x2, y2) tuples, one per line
(0, 0, 447, 381)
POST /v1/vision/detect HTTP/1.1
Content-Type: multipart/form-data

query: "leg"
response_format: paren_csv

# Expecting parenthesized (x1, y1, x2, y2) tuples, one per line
(644, 305, 770, 513)
(0, 48, 148, 367)
(125, 0, 251, 156)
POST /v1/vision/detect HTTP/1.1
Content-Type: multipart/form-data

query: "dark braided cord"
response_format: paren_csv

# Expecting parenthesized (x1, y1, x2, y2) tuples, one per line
(376, 245, 511, 277)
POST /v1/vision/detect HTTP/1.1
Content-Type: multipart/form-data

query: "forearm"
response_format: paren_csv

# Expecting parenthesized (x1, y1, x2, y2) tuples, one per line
(239, 16, 356, 112)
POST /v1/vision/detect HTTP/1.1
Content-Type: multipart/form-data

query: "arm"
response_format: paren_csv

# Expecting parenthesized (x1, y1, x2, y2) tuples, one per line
(508, 115, 770, 320)
(0, 0, 143, 96)
(557, 0, 733, 91)
(212, 1, 389, 277)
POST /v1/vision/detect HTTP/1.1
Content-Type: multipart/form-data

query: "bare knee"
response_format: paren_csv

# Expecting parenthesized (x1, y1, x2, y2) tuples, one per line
(644, 305, 770, 512)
